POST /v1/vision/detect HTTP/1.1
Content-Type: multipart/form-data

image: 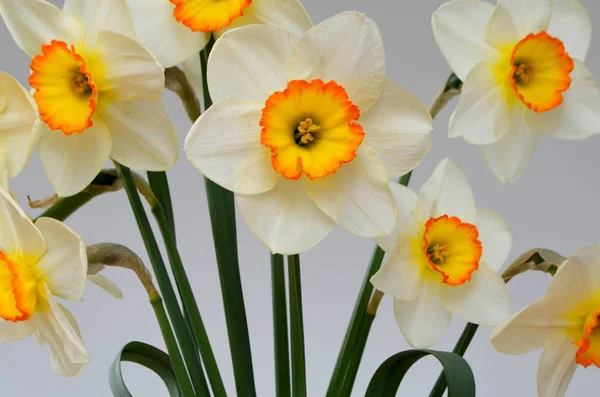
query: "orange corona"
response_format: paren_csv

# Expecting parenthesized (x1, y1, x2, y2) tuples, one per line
(170, 0, 252, 32)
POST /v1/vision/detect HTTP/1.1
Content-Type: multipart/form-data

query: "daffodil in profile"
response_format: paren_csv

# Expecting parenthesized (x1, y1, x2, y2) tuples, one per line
(492, 245, 600, 397)
(185, 12, 433, 254)
(0, 0, 178, 197)
(0, 187, 88, 377)
(371, 158, 512, 348)
(433, 0, 600, 182)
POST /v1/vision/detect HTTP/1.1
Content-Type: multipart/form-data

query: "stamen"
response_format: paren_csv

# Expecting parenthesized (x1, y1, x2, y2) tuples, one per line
(71, 73, 93, 96)
(513, 63, 530, 85)
(427, 244, 449, 264)
(294, 118, 321, 146)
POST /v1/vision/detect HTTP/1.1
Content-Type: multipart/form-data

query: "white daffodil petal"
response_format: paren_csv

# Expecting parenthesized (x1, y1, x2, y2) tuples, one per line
(185, 99, 278, 195)
(496, 0, 552, 37)
(449, 63, 514, 145)
(393, 281, 452, 348)
(35, 218, 87, 302)
(288, 11, 385, 113)
(38, 120, 112, 197)
(547, 0, 591, 62)
(491, 297, 577, 355)
(237, 179, 335, 255)
(97, 31, 164, 103)
(0, 0, 83, 57)
(307, 148, 396, 238)
(485, 2, 520, 47)
(525, 61, 600, 140)
(546, 245, 600, 302)
(87, 274, 123, 299)
(482, 114, 540, 183)
(104, 100, 178, 171)
(0, 187, 45, 259)
(128, 0, 209, 68)
(440, 263, 511, 326)
(223, 0, 312, 37)
(361, 80, 432, 179)
(0, 72, 37, 178)
(537, 335, 578, 397)
(371, 235, 423, 301)
(475, 209, 512, 271)
(63, 0, 134, 44)
(209, 24, 298, 103)
(375, 183, 419, 253)
(432, 0, 498, 81)
(182, 54, 204, 100)
(0, 319, 34, 342)
(415, 158, 476, 224)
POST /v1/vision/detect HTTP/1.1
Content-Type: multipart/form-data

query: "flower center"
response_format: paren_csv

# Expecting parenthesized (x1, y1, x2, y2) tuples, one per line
(260, 79, 365, 180)
(422, 215, 482, 286)
(170, 0, 252, 32)
(29, 40, 97, 135)
(0, 251, 44, 322)
(573, 311, 600, 368)
(509, 31, 574, 112)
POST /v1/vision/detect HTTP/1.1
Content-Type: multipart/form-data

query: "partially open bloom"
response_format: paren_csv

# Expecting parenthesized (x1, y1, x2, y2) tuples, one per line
(492, 245, 600, 397)
(185, 12, 433, 254)
(371, 158, 512, 348)
(0, 0, 178, 196)
(433, 0, 600, 182)
(0, 187, 88, 376)
(128, 0, 313, 94)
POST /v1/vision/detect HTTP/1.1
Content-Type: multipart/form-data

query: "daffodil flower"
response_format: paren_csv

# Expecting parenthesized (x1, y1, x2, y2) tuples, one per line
(127, 0, 313, 94)
(0, 0, 178, 197)
(0, 187, 88, 377)
(184, 12, 433, 254)
(433, 0, 600, 183)
(492, 245, 600, 397)
(371, 158, 512, 348)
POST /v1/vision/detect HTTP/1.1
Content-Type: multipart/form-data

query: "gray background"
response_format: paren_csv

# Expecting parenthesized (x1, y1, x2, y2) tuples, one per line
(1, 0, 599, 395)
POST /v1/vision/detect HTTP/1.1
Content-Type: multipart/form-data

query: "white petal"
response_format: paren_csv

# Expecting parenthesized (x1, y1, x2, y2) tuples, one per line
(0, 72, 38, 178)
(525, 61, 600, 140)
(440, 263, 511, 326)
(104, 100, 178, 171)
(209, 24, 298, 103)
(0, 187, 45, 259)
(221, 0, 312, 37)
(491, 298, 577, 355)
(35, 292, 87, 377)
(35, 217, 87, 302)
(288, 11, 385, 113)
(475, 209, 512, 271)
(185, 99, 278, 195)
(182, 54, 204, 99)
(361, 80, 432, 179)
(0, 0, 83, 57)
(546, 245, 600, 302)
(63, 0, 135, 45)
(432, 0, 498, 81)
(371, 234, 423, 301)
(482, 112, 540, 183)
(128, 0, 209, 68)
(97, 31, 164, 102)
(0, 319, 34, 342)
(485, 2, 520, 46)
(307, 148, 396, 238)
(375, 183, 419, 253)
(393, 281, 452, 348)
(38, 120, 112, 197)
(496, 0, 552, 37)
(414, 158, 476, 224)
(547, 0, 591, 61)
(87, 274, 123, 299)
(237, 179, 335, 255)
(449, 63, 514, 145)
(537, 335, 578, 397)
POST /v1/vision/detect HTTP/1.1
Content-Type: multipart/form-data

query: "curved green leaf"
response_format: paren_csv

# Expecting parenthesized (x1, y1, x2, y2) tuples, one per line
(365, 349, 475, 397)
(109, 341, 181, 397)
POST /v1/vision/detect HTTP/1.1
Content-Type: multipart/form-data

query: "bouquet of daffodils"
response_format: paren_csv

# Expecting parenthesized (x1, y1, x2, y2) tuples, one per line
(0, 0, 598, 396)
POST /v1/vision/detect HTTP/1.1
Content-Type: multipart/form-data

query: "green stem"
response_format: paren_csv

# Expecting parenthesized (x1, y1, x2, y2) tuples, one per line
(115, 164, 208, 397)
(151, 295, 196, 397)
(152, 204, 227, 397)
(148, 171, 176, 240)
(288, 255, 306, 397)
(338, 314, 375, 396)
(271, 254, 291, 397)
